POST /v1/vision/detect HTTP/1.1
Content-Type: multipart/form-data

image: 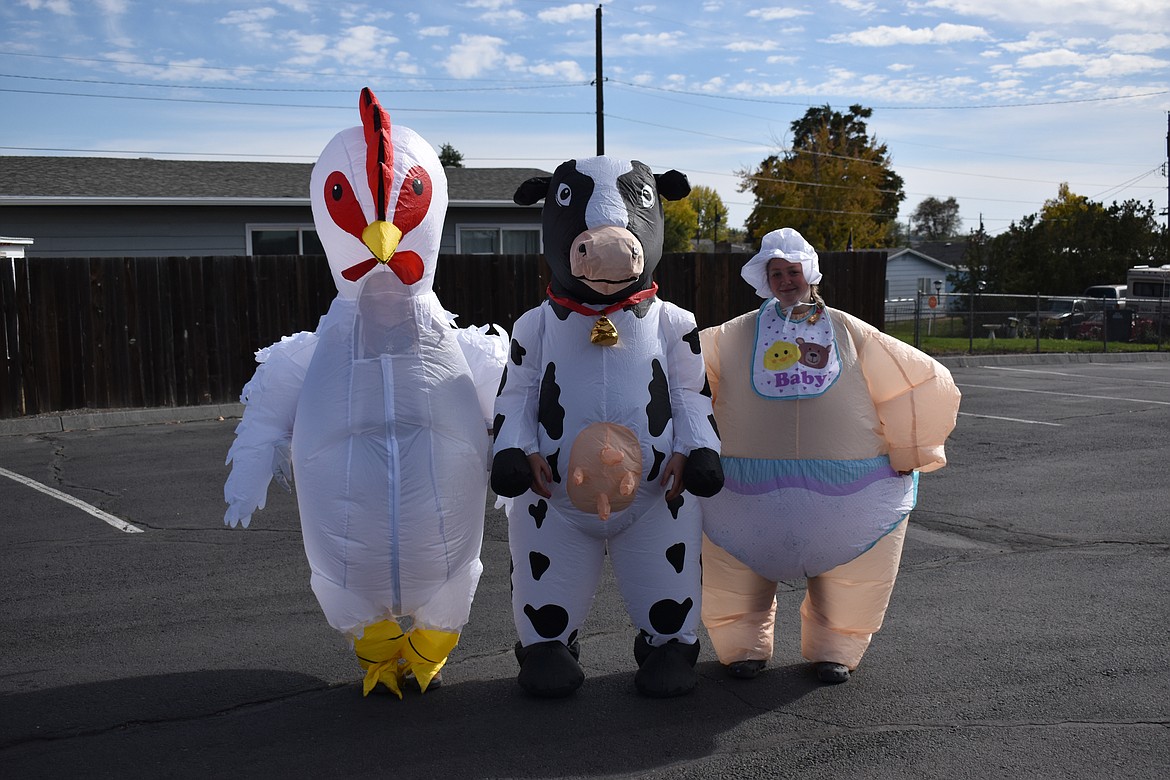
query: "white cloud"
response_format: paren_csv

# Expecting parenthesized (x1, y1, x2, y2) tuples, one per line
(19, 0, 73, 14)
(219, 7, 279, 41)
(1016, 48, 1084, 68)
(824, 23, 991, 46)
(464, 0, 513, 8)
(725, 40, 780, 52)
(443, 33, 509, 78)
(998, 32, 1062, 54)
(335, 25, 392, 64)
(746, 7, 811, 22)
(481, 10, 527, 24)
(832, 0, 877, 13)
(1106, 33, 1170, 54)
(619, 31, 684, 50)
(419, 26, 450, 37)
(921, 0, 1170, 30)
(275, 0, 311, 12)
(537, 4, 595, 23)
(1081, 53, 1168, 78)
(95, 0, 128, 12)
(528, 60, 588, 80)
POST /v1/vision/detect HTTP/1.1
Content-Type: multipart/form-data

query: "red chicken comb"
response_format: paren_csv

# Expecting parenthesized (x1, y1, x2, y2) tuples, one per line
(359, 87, 393, 222)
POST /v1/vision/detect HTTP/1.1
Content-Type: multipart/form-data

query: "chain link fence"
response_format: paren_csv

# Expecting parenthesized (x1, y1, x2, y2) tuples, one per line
(885, 291, 1169, 353)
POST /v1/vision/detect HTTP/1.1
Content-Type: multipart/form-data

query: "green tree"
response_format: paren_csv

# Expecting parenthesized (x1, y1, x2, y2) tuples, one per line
(686, 184, 730, 244)
(911, 196, 962, 240)
(438, 143, 464, 167)
(662, 197, 698, 252)
(739, 104, 905, 250)
(983, 183, 1164, 294)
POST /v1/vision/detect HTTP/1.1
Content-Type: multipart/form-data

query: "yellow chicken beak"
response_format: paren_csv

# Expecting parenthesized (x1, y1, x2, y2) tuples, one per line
(362, 220, 403, 262)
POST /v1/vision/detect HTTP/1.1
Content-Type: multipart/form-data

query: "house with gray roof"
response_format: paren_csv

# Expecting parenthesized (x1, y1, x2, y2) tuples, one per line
(0, 156, 547, 258)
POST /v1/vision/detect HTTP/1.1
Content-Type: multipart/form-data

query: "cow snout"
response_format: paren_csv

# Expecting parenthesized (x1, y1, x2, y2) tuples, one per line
(570, 226, 645, 295)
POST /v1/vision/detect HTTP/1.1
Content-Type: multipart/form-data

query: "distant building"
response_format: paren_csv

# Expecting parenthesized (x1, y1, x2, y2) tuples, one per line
(885, 243, 963, 300)
(0, 156, 547, 258)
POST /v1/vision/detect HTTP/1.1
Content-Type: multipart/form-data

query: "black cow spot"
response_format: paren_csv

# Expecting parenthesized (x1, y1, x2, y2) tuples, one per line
(549, 299, 573, 321)
(524, 603, 570, 639)
(539, 362, 565, 440)
(496, 364, 508, 397)
(547, 448, 562, 484)
(646, 358, 672, 437)
(667, 493, 684, 518)
(528, 499, 548, 529)
(708, 413, 720, 440)
(510, 338, 526, 366)
(682, 327, 701, 354)
(646, 447, 666, 481)
(529, 551, 551, 581)
(700, 375, 712, 398)
(665, 543, 686, 574)
(648, 597, 693, 636)
(492, 413, 505, 438)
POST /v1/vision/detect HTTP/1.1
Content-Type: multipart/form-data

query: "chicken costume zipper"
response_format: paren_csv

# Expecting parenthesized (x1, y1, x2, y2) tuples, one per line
(491, 157, 724, 698)
(223, 88, 505, 698)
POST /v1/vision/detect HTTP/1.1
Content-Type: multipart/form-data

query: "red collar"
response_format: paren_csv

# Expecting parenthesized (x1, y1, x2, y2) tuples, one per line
(545, 283, 658, 316)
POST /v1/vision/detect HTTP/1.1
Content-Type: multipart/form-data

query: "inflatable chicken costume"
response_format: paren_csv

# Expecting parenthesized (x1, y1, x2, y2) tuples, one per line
(223, 88, 505, 697)
(491, 157, 724, 698)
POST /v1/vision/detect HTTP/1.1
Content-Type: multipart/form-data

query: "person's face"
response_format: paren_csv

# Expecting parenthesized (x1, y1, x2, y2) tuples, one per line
(767, 258, 810, 308)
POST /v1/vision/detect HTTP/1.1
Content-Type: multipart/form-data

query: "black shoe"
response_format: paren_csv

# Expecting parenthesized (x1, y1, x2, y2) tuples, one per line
(634, 638, 701, 698)
(725, 659, 766, 679)
(515, 641, 584, 698)
(814, 662, 850, 684)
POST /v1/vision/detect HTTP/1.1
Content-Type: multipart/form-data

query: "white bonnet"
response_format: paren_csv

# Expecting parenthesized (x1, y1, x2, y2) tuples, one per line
(740, 227, 822, 299)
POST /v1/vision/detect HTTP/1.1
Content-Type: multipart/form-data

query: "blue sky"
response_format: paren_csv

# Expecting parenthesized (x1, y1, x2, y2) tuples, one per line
(2, 0, 1168, 241)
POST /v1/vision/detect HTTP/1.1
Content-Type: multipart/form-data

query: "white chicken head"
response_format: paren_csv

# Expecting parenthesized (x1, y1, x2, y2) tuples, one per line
(310, 87, 448, 299)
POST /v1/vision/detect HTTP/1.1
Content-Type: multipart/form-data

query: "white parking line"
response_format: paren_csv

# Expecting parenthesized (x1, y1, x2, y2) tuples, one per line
(0, 466, 144, 534)
(956, 383, 1170, 406)
(986, 366, 1170, 386)
(959, 412, 1061, 426)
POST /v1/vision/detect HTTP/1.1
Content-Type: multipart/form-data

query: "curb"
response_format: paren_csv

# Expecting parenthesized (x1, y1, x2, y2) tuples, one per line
(0, 403, 244, 436)
(2, 351, 1167, 436)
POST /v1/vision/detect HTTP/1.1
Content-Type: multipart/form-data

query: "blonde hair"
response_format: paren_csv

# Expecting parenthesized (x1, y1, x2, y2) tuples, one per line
(807, 284, 826, 324)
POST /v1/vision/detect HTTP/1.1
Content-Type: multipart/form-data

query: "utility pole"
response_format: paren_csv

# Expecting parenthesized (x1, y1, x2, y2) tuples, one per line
(595, 4, 604, 156)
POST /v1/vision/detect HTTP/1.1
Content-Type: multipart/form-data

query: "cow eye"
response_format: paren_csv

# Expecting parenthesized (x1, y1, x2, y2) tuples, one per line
(556, 184, 572, 206)
(640, 183, 654, 208)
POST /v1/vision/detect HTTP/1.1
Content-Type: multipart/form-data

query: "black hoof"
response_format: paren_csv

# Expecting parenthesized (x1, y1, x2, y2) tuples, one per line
(515, 641, 584, 698)
(814, 661, 851, 684)
(633, 637, 700, 698)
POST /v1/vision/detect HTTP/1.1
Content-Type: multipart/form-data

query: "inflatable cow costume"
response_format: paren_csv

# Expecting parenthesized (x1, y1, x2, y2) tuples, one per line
(223, 88, 505, 698)
(491, 157, 724, 698)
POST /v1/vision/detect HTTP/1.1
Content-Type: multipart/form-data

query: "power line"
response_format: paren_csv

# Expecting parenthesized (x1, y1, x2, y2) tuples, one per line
(608, 78, 1170, 111)
(0, 72, 588, 94)
(0, 87, 591, 115)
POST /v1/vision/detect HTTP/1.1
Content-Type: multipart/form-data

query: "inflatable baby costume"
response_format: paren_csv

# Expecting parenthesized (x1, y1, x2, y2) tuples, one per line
(699, 227, 960, 682)
(223, 88, 505, 697)
(491, 157, 724, 698)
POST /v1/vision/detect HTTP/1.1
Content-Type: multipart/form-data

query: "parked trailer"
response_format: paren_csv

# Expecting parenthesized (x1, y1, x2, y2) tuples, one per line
(1126, 265, 1170, 307)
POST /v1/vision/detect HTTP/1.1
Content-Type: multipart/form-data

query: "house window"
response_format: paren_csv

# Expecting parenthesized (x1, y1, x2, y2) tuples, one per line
(247, 225, 322, 255)
(457, 225, 541, 255)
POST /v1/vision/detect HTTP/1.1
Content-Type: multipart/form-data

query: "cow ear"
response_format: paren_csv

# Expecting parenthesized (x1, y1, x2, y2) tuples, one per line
(655, 169, 691, 201)
(513, 176, 551, 205)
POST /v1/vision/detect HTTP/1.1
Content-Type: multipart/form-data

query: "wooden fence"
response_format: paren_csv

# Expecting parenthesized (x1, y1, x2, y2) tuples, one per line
(0, 251, 885, 418)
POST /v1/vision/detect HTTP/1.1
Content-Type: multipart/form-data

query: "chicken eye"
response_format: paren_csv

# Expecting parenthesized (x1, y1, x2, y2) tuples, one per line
(556, 184, 572, 206)
(331, 183, 344, 201)
(640, 183, 654, 208)
(411, 177, 424, 196)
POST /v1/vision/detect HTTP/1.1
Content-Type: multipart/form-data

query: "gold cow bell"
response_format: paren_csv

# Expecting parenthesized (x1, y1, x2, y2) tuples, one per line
(590, 316, 619, 346)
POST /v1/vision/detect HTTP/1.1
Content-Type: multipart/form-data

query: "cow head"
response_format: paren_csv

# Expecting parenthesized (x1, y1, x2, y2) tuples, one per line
(514, 156, 690, 306)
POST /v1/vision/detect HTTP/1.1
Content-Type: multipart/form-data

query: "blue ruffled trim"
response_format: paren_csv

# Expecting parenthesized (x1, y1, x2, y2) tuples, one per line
(720, 454, 903, 497)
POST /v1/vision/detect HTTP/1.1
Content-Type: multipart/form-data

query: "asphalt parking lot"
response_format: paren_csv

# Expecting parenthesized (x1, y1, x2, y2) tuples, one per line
(1, 352, 1167, 779)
